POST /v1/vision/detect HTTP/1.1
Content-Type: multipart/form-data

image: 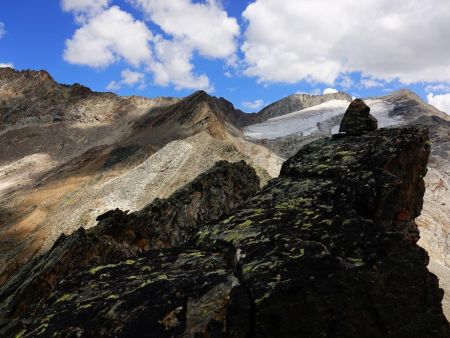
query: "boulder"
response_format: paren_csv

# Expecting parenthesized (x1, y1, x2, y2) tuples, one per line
(339, 99, 378, 135)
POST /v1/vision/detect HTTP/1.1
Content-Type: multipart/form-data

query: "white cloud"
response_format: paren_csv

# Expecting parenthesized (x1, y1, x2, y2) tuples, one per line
(128, 0, 239, 90)
(61, 0, 111, 22)
(337, 75, 353, 90)
(425, 84, 450, 93)
(130, 0, 240, 59)
(427, 93, 450, 115)
(150, 37, 211, 91)
(63, 1, 237, 90)
(242, 0, 450, 85)
(121, 69, 145, 86)
(323, 88, 338, 95)
(106, 80, 121, 91)
(64, 6, 153, 68)
(0, 22, 5, 38)
(106, 69, 146, 91)
(0, 63, 14, 68)
(361, 76, 385, 89)
(242, 99, 264, 111)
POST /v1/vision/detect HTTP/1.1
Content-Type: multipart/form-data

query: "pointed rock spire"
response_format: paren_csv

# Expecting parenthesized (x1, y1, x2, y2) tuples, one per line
(339, 99, 378, 135)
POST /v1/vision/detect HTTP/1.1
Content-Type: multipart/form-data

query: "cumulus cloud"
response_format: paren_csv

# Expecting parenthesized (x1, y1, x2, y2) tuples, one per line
(150, 37, 211, 90)
(107, 68, 146, 91)
(242, 99, 265, 111)
(323, 88, 338, 95)
(128, 0, 239, 90)
(121, 69, 145, 86)
(61, 0, 111, 22)
(0, 22, 5, 38)
(0, 63, 14, 68)
(130, 0, 240, 59)
(427, 93, 450, 115)
(242, 0, 450, 85)
(63, 1, 238, 90)
(64, 6, 153, 68)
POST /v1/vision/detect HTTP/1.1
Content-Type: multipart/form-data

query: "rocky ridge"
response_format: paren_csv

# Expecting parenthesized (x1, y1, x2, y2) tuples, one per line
(0, 160, 259, 321)
(1, 124, 448, 337)
(245, 91, 352, 124)
(0, 68, 178, 127)
(0, 68, 282, 287)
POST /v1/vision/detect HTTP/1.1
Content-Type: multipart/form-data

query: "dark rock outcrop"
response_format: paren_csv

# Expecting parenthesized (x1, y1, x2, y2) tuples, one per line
(1, 127, 449, 337)
(339, 99, 378, 135)
(0, 161, 259, 323)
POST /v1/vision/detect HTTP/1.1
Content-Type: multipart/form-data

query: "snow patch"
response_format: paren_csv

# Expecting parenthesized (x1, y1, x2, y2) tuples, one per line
(244, 99, 404, 140)
(244, 100, 349, 139)
(364, 99, 402, 128)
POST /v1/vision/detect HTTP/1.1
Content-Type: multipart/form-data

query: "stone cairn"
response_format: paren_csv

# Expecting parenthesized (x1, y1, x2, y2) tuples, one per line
(339, 99, 378, 135)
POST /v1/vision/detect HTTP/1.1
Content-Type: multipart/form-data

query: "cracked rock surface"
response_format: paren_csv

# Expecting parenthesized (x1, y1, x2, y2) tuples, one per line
(1, 127, 449, 337)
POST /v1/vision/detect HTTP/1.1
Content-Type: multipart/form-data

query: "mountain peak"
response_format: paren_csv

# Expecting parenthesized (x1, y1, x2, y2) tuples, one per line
(0, 67, 55, 83)
(245, 91, 352, 124)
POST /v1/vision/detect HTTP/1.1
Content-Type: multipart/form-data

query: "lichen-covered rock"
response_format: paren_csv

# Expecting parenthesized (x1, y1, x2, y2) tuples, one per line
(0, 160, 259, 322)
(3, 250, 252, 337)
(339, 99, 378, 135)
(2, 127, 449, 337)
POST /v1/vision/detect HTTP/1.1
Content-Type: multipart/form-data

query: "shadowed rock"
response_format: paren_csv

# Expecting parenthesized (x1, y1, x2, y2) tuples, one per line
(0, 160, 259, 322)
(2, 127, 449, 337)
(339, 99, 378, 135)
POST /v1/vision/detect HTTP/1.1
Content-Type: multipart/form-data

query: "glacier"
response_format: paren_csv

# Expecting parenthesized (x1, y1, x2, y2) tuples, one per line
(244, 99, 404, 140)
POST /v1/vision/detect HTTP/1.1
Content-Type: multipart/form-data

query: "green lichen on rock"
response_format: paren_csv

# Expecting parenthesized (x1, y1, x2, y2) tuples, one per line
(106, 294, 119, 300)
(14, 329, 26, 338)
(1, 126, 449, 338)
(89, 263, 120, 275)
(55, 293, 77, 304)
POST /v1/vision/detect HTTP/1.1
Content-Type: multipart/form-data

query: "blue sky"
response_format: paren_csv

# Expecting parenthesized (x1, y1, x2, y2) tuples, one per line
(1, 0, 450, 113)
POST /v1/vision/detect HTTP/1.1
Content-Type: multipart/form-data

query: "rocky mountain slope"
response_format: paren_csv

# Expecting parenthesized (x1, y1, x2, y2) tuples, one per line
(1, 123, 448, 337)
(0, 68, 282, 286)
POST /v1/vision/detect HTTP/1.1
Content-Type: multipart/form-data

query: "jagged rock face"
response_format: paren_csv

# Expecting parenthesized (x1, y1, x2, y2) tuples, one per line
(339, 99, 378, 135)
(415, 116, 450, 270)
(0, 160, 259, 320)
(2, 127, 448, 337)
